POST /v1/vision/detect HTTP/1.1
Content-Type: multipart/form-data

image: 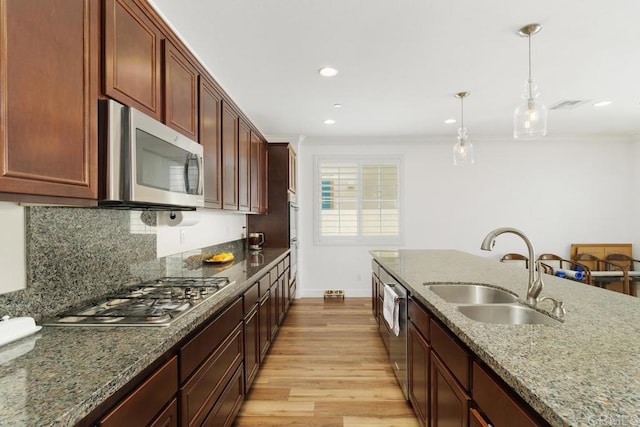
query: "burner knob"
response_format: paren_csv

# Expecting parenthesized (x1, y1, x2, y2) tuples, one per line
(184, 287, 193, 297)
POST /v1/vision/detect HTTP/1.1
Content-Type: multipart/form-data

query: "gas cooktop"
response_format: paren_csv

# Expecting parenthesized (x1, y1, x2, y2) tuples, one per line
(44, 276, 233, 327)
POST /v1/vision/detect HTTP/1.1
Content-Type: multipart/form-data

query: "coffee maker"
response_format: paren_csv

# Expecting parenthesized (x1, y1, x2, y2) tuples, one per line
(248, 232, 265, 251)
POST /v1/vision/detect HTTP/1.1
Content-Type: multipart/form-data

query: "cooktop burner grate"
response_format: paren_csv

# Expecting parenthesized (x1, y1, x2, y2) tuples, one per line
(45, 276, 233, 327)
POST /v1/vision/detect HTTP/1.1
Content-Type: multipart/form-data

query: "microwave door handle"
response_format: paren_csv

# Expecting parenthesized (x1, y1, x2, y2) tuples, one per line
(184, 154, 199, 195)
(197, 154, 204, 195)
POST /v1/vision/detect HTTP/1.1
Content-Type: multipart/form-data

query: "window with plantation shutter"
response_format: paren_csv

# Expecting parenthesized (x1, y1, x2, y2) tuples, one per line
(315, 156, 403, 245)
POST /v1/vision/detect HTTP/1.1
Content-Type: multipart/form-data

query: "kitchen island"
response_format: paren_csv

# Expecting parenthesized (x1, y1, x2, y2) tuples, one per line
(0, 248, 289, 426)
(371, 249, 640, 427)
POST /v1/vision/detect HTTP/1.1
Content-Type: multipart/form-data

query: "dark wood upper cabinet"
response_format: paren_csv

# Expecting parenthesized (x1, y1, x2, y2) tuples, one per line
(104, 0, 163, 120)
(164, 40, 198, 140)
(238, 119, 251, 212)
(221, 103, 239, 210)
(250, 132, 268, 214)
(0, 0, 98, 204)
(199, 77, 223, 209)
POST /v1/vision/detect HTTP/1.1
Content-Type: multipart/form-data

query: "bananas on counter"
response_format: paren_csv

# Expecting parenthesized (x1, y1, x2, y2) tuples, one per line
(208, 252, 234, 263)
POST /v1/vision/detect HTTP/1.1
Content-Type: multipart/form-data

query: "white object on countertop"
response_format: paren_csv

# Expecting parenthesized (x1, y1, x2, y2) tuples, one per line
(383, 285, 400, 337)
(0, 316, 42, 347)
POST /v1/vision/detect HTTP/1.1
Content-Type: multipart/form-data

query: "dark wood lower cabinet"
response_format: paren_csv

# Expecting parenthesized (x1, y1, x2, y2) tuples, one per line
(431, 353, 470, 427)
(259, 290, 271, 362)
(469, 408, 491, 427)
(408, 322, 430, 427)
(180, 323, 243, 427)
(98, 356, 178, 427)
(150, 398, 178, 427)
(201, 364, 244, 427)
(244, 305, 260, 390)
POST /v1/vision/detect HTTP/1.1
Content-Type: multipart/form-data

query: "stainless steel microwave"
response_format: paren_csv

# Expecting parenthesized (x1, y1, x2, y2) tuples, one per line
(99, 100, 204, 209)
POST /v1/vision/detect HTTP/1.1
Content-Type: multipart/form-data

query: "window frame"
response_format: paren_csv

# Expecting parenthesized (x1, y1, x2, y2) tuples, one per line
(313, 154, 404, 246)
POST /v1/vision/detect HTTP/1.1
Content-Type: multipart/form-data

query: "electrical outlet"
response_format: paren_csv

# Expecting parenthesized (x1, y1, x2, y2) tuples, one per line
(179, 229, 186, 244)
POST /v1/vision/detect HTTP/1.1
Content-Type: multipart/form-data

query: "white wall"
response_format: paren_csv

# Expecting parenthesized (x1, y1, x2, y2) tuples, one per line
(156, 209, 246, 257)
(298, 135, 637, 297)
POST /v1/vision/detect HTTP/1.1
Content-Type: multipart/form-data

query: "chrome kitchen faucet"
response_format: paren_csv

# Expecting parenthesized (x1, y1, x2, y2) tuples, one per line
(480, 227, 544, 306)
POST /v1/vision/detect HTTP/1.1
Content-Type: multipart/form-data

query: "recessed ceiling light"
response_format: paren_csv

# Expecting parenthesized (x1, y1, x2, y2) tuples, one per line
(319, 67, 339, 77)
(444, 119, 457, 124)
(333, 103, 342, 108)
(593, 101, 612, 107)
(323, 119, 336, 125)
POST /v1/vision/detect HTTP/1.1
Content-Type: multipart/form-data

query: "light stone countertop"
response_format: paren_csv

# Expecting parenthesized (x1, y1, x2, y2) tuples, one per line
(0, 248, 289, 427)
(371, 249, 640, 427)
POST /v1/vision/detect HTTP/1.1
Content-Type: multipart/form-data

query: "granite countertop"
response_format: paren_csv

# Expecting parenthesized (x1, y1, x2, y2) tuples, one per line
(0, 248, 289, 427)
(371, 249, 640, 427)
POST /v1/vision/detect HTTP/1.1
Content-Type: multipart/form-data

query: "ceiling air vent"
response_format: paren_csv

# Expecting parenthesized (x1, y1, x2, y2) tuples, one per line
(549, 99, 589, 110)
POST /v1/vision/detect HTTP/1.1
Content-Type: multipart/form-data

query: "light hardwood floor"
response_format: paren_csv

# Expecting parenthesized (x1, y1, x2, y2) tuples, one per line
(234, 298, 419, 427)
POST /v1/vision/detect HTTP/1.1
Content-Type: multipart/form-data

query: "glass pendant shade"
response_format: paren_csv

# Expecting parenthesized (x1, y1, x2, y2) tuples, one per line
(453, 126, 474, 165)
(514, 79, 547, 139)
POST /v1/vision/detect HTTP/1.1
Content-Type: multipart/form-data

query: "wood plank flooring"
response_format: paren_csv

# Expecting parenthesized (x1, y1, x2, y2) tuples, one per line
(233, 298, 419, 427)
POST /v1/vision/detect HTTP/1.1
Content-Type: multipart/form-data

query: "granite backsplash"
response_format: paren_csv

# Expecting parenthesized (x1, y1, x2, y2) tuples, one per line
(0, 207, 244, 322)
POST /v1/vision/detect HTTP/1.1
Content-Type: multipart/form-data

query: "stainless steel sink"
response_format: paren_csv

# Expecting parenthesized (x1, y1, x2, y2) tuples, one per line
(427, 284, 518, 304)
(457, 304, 561, 326)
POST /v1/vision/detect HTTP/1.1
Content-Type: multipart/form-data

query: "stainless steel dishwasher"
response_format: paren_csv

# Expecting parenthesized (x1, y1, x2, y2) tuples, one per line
(380, 268, 408, 399)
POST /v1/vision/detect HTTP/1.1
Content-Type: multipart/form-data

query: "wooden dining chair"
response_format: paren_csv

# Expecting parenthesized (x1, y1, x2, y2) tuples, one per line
(500, 253, 529, 269)
(537, 253, 591, 283)
(606, 253, 639, 297)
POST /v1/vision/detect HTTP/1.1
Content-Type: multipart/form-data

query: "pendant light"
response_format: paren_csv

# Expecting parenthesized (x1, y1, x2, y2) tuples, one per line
(514, 23, 547, 139)
(453, 92, 474, 165)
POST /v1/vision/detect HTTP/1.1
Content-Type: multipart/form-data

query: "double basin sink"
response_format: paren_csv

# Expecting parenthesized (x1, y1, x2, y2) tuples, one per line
(427, 284, 560, 326)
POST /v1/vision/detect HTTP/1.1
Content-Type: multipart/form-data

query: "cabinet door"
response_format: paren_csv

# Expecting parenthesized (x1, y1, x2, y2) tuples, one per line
(164, 40, 198, 140)
(199, 78, 222, 209)
(244, 306, 260, 391)
(258, 292, 271, 362)
(238, 119, 251, 211)
(431, 353, 470, 427)
(371, 274, 379, 318)
(0, 0, 98, 202)
(150, 398, 178, 427)
(409, 322, 430, 427)
(221, 103, 239, 210)
(249, 131, 261, 213)
(104, 0, 162, 120)
(269, 282, 279, 339)
(260, 138, 269, 213)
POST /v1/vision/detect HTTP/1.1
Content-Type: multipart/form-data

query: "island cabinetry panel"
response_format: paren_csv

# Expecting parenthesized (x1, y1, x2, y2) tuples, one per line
(472, 361, 544, 427)
(163, 40, 199, 140)
(199, 77, 223, 209)
(98, 356, 178, 427)
(104, 0, 162, 120)
(408, 321, 430, 427)
(221, 103, 239, 210)
(0, 0, 99, 204)
(431, 352, 470, 427)
(178, 297, 244, 427)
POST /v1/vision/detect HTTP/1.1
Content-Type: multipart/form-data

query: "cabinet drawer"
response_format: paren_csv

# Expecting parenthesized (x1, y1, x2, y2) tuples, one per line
(99, 356, 178, 427)
(180, 323, 243, 427)
(284, 255, 290, 270)
(201, 364, 244, 427)
(472, 362, 543, 427)
(429, 319, 470, 390)
(276, 260, 285, 278)
(150, 398, 178, 427)
(243, 282, 260, 313)
(408, 298, 430, 341)
(180, 298, 242, 382)
(258, 272, 271, 297)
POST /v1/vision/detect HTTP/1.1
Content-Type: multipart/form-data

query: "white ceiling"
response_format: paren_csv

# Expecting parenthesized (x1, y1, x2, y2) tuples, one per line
(150, 0, 640, 140)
